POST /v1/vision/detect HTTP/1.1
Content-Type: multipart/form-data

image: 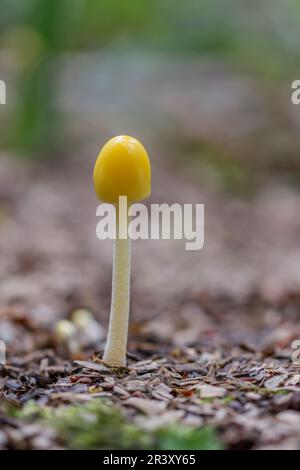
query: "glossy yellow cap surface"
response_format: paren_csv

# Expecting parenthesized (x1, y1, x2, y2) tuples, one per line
(93, 135, 151, 204)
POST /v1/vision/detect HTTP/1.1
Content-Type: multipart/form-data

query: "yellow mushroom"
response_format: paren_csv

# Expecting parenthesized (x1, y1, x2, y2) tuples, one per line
(55, 319, 78, 355)
(93, 135, 151, 366)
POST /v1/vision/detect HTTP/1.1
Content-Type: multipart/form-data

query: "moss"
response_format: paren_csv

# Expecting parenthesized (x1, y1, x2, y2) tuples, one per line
(15, 398, 224, 450)
(157, 425, 224, 450)
(16, 399, 150, 449)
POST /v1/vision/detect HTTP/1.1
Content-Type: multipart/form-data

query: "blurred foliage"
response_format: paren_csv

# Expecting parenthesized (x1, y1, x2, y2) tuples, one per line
(1, 0, 300, 158)
(17, 398, 151, 450)
(157, 425, 223, 451)
(14, 399, 223, 450)
(0, 0, 156, 156)
(176, 139, 252, 197)
(147, 0, 300, 82)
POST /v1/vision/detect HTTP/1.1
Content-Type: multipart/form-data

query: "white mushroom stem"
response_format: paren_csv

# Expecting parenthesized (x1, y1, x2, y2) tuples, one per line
(103, 205, 131, 366)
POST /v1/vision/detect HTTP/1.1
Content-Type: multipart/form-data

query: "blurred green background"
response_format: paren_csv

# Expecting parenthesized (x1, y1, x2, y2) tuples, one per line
(1, 0, 300, 360)
(1, 0, 300, 193)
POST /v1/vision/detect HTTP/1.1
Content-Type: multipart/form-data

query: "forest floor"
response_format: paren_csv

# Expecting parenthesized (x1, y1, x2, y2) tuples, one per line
(1, 291, 300, 450)
(1, 149, 300, 450)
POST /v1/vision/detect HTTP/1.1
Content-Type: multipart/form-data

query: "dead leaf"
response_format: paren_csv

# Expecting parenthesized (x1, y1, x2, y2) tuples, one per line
(194, 384, 226, 398)
(124, 397, 167, 415)
(264, 374, 288, 389)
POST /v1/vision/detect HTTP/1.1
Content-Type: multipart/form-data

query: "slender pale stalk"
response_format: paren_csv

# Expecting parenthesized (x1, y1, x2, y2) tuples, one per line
(103, 205, 131, 366)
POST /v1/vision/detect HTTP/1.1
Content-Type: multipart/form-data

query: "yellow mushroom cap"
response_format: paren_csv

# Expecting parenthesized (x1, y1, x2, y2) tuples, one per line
(93, 135, 151, 204)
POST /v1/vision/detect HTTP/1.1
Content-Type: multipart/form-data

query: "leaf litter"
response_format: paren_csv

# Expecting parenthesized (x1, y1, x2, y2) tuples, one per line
(1, 291, 300, 450)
